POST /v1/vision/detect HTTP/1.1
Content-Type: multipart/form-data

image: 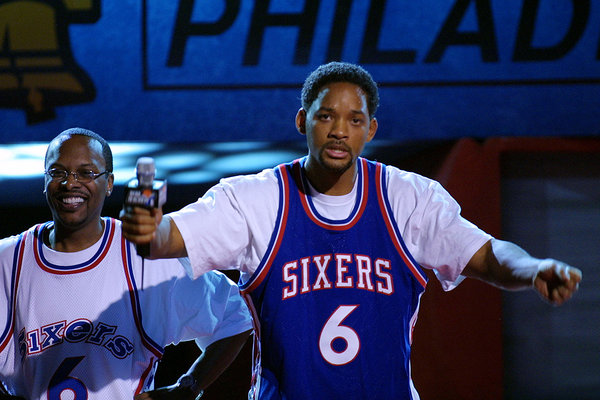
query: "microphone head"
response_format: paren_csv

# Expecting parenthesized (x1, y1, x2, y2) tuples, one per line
(136, 157, 155, 186)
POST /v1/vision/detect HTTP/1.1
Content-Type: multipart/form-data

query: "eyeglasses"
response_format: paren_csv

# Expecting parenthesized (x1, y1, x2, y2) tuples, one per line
(45, 168, 110, 183)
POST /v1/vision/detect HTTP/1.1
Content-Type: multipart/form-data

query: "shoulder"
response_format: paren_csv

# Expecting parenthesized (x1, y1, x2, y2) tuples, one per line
(218, 167, 280, 193)
(205, 166, 282, 209)
(379, 164, 462, 230)
(178, 167, 281, 215)
(0, 225, 40, 280)
(0, 225, 39, 258)
(0, 233, 22, 259)
(383, 164, 445, 199)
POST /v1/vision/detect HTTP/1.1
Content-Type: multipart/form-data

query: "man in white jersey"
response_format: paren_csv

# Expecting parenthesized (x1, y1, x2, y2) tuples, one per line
(0, 128, 252, 399)
(121, 62, 582, 400)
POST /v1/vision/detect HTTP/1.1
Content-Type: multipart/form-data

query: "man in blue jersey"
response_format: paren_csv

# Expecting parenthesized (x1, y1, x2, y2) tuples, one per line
(121, 62, 582, 400)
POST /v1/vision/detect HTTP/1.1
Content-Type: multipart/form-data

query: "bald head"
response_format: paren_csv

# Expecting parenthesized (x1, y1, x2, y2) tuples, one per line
(45, 128, 113, 172)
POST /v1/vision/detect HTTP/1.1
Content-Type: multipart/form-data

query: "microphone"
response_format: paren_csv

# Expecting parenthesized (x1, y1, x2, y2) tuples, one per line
(124, 157, 167, 257)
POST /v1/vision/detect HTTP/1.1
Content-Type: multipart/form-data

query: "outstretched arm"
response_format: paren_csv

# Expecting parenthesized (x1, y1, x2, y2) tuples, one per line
(134, 329, 252, 400)
(120, 207, 187, 259)
(462, 238, 581, 305)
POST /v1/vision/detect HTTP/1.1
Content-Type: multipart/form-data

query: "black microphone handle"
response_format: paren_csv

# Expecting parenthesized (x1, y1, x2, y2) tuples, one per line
(136, 242, 151, 258)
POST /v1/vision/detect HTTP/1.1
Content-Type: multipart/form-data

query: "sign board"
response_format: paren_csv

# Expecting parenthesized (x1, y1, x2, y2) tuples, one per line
(1, 0, 598, 142)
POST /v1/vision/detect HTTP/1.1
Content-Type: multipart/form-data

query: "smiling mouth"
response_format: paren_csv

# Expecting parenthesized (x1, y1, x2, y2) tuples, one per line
(59, 196, 85, 206)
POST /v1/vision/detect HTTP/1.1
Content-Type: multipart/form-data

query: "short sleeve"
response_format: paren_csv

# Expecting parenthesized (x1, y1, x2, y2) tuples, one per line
(386, 167, 492, 290)
(138, 261, 252, 349)
(170, 169, 280, 279)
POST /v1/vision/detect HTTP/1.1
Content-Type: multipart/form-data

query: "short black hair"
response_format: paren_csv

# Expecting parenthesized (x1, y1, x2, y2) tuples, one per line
(301, 62, 380, 118)
(45, 127, 113, 172)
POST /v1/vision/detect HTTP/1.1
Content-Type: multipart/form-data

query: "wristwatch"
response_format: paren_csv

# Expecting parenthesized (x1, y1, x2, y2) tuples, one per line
(177, 374, 204, 399)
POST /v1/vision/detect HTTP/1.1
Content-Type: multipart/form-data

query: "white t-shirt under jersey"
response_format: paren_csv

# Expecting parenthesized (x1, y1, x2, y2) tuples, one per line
(171, 162, 491, 290)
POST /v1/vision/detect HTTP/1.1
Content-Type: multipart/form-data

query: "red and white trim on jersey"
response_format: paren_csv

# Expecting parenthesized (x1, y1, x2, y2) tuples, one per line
(136, 356, 159, 395)
(120, 234, 163, 360)
(241, 158, 370, 295)
(240, 164, 290, 295)
(375, 163, 428, 289)
(293, 158, 369, 230)
(0, 230, 28, 352)
(32, 219, 115, 275)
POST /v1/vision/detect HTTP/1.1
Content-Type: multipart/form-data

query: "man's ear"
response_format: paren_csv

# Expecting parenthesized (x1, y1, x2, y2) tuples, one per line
(295, 108, 307, 135)
(366, 117, 378, 143)
(106, 173, 115, 197)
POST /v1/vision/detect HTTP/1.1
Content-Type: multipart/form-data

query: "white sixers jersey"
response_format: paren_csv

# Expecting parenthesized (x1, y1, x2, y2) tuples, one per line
(0, 218, 163, 399)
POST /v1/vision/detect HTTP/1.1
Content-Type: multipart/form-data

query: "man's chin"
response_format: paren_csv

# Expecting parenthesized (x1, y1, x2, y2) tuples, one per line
(53, 214, 88, 231)
(321, 157, 353, 174)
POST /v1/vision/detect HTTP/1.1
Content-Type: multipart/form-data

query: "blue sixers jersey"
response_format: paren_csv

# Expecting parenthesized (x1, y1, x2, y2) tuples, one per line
(241, 157, 428, 400)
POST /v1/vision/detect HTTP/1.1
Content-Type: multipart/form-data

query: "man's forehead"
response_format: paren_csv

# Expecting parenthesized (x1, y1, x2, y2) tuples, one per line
(311, 83, 368, 110)
(46, 135, 103, 164)
(49, 134, 99, 151)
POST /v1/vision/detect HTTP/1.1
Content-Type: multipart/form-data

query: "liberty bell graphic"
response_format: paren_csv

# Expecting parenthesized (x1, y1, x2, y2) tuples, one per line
(0, 0, 100, 124)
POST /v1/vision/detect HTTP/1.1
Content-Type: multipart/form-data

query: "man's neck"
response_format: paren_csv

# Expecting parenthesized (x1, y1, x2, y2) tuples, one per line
(47, 219, 105, 253)
(304, 160, 357, 196)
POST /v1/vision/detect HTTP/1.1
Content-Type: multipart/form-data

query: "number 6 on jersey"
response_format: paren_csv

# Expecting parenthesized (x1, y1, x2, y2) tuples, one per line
(319, 305, 360, 366)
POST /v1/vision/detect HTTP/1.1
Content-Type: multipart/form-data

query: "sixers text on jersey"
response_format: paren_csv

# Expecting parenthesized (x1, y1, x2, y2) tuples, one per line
(281, 253, 394, 299)
(19, 319, 134, 361)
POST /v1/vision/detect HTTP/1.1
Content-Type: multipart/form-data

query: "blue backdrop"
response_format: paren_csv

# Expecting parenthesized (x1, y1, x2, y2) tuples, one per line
(1, 0, 599, 143)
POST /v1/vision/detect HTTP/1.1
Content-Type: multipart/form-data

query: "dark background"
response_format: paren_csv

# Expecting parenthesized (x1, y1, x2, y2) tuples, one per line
(2, 137, 598, 399)
(1, 0, 599, 397)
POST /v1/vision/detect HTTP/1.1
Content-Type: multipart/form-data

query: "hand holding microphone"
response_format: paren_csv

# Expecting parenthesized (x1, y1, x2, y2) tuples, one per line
(123, 157, 167, 257)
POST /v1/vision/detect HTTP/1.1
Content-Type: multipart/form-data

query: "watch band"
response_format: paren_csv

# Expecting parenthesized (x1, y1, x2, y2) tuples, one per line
(177, 374, 204, 399)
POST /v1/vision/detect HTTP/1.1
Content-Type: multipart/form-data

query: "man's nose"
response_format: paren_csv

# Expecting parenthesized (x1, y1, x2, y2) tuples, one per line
(329, 118, 348, 139)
